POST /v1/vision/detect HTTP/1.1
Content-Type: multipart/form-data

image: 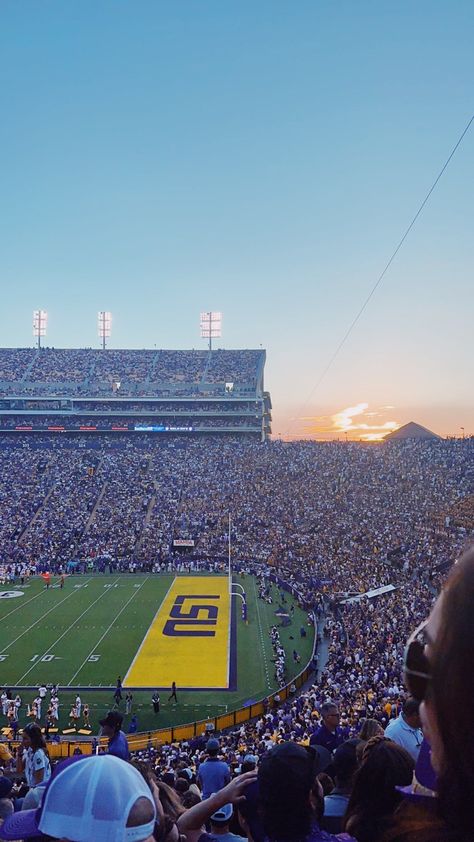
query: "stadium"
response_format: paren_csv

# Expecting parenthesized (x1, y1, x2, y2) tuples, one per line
(0, 338, 473, 842)
(0, 346, 317, 737)
(1, 2, 473, 838)
(0, 343, 473, 748)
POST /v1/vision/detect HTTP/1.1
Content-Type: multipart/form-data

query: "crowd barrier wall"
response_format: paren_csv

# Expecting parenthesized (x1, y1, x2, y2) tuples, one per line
(124, 662, 314, 754)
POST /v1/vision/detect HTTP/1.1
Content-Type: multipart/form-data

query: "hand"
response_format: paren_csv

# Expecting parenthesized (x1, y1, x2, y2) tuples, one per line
(215, 770, 258, 807)
(177, 770, 258, 837)
(149, 779, 164, 824)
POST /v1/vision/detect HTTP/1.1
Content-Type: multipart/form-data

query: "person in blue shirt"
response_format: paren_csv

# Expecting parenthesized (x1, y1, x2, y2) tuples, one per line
(197, 738, 230, 799)
(321, 741, 359, 835)
(384, 697, 423, 762)
(99, 710, 130, 761)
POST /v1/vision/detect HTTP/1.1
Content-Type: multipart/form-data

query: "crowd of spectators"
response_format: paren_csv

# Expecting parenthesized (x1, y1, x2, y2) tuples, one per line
(0, 416, 260, 431)
(2, 543, 469, 842)
(205, 350, 261, 384)
(0, 432, 473, 840)
(0, 348, 263, 397)
(0, 436, 472, 584)
(12, 400, 259, 413)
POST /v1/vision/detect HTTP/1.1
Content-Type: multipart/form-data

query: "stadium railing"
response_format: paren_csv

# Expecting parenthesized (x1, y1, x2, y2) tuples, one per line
(122, 660, 315, 754)
(4, 661, 315, 759)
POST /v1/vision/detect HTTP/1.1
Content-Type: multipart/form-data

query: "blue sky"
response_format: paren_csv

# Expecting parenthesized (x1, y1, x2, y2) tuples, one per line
(0, 1, 472, 437)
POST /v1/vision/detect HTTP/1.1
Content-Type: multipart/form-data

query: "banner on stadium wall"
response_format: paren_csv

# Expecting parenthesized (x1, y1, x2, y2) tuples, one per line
(173, 539, 195, 547)
(134, 425, 194, 432)
(339, 584, 396, 605)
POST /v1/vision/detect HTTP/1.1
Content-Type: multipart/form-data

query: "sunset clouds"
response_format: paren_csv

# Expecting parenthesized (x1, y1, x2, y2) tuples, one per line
(293, 403, 400, 441)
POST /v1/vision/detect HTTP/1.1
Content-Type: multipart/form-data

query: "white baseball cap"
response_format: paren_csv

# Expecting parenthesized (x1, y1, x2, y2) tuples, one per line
(0, 754, 156, 842)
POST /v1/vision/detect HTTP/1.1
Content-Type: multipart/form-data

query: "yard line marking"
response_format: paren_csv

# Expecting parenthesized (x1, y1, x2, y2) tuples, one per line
(253, 577, 272, 690)
(123, 577, 176, 686)
(67, 576, 150, 685)
(0, 579, 94, 654)
(14, 578, 121, 684)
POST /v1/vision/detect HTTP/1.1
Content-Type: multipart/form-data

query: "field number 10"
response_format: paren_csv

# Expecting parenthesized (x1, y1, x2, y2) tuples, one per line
(30, 654, 56, 662)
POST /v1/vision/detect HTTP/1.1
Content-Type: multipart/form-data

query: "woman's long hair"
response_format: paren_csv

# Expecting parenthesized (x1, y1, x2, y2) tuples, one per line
(343, 737, 414, 842)
(429, 546, 474, 838)
(383, 545, 474, 842)
(24, 723, 49, 758)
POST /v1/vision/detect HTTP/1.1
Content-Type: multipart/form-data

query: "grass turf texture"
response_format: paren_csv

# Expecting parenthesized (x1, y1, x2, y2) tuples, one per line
(0, 574, 314, 732)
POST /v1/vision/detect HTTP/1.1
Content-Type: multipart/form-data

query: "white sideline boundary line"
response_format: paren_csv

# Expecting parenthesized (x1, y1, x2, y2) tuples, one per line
(67, 576, 150, 685)
(123, 576, 176, 686)
(1, 579, 94, 655)
(14, 578, 121, 684)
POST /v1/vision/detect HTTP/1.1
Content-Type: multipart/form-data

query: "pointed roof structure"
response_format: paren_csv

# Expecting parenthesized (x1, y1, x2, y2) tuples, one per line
(384, 422, 442, 442)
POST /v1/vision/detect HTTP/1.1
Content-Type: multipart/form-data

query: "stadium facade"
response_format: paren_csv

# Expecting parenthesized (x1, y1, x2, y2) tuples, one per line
(0, 348, 272, 441)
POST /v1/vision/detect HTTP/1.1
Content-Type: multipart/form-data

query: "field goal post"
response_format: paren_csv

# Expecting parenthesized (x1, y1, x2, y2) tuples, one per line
(228, 513, 248, 623)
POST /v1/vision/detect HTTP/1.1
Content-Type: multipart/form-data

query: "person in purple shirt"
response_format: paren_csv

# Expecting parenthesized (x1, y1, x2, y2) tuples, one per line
(310, 703, 344, 754)
(99, 711, 130, 762)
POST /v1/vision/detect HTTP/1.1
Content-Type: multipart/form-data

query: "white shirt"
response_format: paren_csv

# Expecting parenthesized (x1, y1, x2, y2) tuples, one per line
(24, 748, 51, 787)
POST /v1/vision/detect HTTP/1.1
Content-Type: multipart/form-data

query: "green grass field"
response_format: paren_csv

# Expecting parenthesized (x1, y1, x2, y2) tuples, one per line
(0, 574, 314, 733)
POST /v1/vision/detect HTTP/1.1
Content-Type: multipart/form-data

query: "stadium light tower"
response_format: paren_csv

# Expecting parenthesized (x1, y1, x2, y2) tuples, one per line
(33, 310, 47, 349)
(200, 311, 222, 351)
(98, 311, 112, 350)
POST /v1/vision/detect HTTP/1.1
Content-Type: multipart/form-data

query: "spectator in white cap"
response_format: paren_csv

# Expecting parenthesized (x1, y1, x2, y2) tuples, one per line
(0, 754, 156, 842)
(209, 802, 246, 842)
(178, 772, 257, 842)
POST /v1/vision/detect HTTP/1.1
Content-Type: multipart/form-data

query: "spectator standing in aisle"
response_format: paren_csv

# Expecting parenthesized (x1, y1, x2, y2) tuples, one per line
(197, 738, 230, 799)
(99, 711, 130, 762)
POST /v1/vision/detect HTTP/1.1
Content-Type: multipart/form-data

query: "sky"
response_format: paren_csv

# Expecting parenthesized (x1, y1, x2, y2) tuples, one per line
(0, 1, 472, 440)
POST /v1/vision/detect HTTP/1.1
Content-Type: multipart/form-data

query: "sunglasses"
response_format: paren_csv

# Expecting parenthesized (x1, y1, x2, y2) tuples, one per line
(403, 619, 432, 702)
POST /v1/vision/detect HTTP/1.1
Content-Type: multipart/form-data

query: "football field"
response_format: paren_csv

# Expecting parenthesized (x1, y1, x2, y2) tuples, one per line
(0, 574, 314, 731)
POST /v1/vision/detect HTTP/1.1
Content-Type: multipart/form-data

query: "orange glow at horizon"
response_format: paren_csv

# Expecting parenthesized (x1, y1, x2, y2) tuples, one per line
(276, 402, 401, 442)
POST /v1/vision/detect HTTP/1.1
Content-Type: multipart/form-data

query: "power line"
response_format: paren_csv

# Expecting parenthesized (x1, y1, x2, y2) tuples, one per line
(290, 113, 474, 434)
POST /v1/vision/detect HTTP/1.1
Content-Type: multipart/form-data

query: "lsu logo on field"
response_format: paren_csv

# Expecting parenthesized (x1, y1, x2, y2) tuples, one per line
(163, 594, 220, 636)
(124, 577, 230, 689)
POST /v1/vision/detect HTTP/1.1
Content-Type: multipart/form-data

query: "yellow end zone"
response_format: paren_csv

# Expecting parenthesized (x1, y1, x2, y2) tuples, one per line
(124, 577, 230, 689)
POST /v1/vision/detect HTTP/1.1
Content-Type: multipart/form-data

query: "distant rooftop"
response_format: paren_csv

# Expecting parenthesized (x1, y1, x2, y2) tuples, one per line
(384, 421, 442, 442)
